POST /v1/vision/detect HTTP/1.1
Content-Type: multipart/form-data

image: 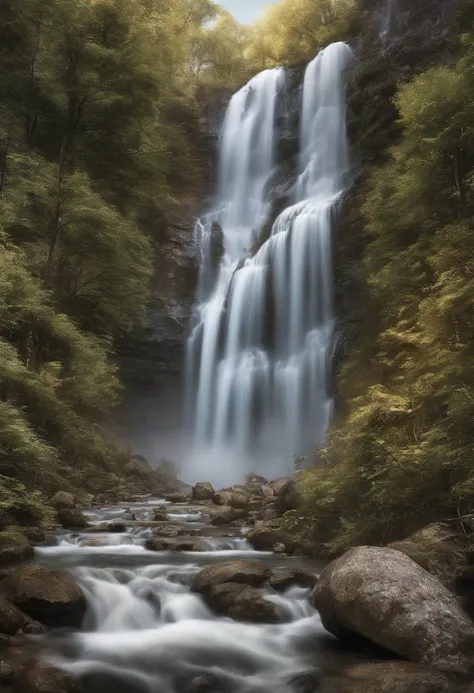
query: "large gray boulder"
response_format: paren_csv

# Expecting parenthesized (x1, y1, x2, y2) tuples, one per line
(192, 482, 215, 501)
(0, 531, 34, 565)
(314, 546, 474, 674)
(271, 477, 295, 497)
(0, 564, 86, 628)
(226, 490, 252, 510)
(389, 522, 468, 581)
(207, 505, 237, 525)
(192, 559, 270, 594)
(205, 583, 278, 623)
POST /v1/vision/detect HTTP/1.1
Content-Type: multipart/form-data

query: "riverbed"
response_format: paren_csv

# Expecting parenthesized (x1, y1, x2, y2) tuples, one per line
(30, 496, 372, 693)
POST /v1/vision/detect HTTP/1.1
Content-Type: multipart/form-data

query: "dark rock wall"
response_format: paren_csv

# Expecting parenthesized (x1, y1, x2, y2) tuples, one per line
(114, 93, 228, 458)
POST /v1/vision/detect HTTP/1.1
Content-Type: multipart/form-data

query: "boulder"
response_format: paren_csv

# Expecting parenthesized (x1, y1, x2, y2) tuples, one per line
(22, 527, 46, 544)
(0, 564, 86, 628)
(153, 508, 168, 521)
(286, 672, 321, 693)
(339, 662, 450, 693)
(314, 546, 474, 674)
(107, 522, 127, 533)
(48, 492, 75, 510)
(261, 485, 275, 498)
(207, 506, 237, 525)
(271, 478, 295, 497)
(205, 582, 278, 623)
(18, 664, 82, 693)
(268, 570, 318, 591)
(192, 482, 215, 501)
(57, 508, 88, 529)
(226, 491, 252, 510)
(246, 528, 304, 554)
(124, 455, 154, 479)
(0, 531, 34, 565)
(150, 524, 184, 538)
(389, 523, 469, 581)
(212, 491, 233, 506)
(192, 559, 270, 594)
(0, 595, 27, 634)
(248, 498, 263, 512)
(145, 537, 204, 552)
(243, 481, 264, 497)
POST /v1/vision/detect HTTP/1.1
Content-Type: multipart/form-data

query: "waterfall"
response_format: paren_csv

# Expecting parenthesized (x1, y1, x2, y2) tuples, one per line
(185, 43, 353, 484)
(380, 0, 400, 38)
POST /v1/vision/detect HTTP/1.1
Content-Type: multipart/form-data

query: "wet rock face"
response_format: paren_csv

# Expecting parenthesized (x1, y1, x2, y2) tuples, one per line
(314, 546, 474, 674)
(191, 560, 271, 594)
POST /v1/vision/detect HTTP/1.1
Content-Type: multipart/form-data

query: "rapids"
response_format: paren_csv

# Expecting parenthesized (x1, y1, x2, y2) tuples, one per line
(30, 497, 362, 693)
(185, 43, 353, 483)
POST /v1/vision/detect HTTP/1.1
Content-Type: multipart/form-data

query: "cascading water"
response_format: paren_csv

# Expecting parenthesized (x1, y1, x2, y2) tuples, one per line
(37, 497, 332, 693)
(186, 43, 353, 483)
(380, 0, 400, 37)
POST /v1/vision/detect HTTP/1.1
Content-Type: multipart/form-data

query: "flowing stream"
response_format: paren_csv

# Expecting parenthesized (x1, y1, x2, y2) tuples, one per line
(32, 497, 363, 693)
(185, 43, 353, 483)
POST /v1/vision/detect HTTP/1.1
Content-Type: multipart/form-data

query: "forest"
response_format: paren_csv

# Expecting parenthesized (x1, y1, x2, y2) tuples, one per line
(1, 0, 473, 551)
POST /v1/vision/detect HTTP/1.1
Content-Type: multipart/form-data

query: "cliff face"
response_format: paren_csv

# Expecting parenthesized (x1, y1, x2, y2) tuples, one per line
(333, 0, 460, 382)
(114, 90, 228, 457)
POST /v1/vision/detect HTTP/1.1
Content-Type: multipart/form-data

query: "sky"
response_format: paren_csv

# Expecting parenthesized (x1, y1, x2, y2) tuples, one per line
(219, 0, 269, 24)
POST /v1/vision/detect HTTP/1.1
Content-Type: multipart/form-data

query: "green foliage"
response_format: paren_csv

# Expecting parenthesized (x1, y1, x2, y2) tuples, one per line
(245, 0, 357, 69)
(298, 22, 474, 550)
(0, 475, 55, 528)
(0, 0, 222, 497)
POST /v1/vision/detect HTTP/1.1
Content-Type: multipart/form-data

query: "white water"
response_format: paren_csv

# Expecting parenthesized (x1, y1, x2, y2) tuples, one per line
(185, 43, 353, 483)
(37, 500, 330, 693)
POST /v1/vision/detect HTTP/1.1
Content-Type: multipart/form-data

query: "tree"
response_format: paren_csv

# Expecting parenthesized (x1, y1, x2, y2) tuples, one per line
(295, 25, 474, 549)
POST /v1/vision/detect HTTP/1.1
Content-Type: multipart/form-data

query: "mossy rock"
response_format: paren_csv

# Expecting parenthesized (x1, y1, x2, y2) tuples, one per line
(0, 531, 34, 565)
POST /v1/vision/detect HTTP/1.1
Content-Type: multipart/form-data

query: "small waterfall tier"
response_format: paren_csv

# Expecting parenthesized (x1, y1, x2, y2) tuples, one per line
(186, 43, 353, 483)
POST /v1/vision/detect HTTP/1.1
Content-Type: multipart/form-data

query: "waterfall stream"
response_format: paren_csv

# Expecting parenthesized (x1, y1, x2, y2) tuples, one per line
(186, 43, 353, 483)
(33, 497, 355, 693)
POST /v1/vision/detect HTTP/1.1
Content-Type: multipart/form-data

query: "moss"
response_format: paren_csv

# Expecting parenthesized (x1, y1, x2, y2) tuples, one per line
(0, 476, 55, 529)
